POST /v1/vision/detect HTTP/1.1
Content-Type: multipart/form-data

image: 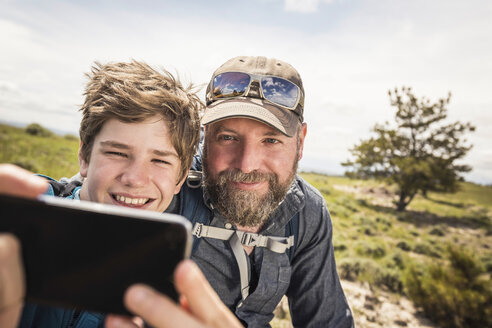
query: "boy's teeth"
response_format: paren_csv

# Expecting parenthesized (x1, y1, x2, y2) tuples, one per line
(115, 195, 149, 205)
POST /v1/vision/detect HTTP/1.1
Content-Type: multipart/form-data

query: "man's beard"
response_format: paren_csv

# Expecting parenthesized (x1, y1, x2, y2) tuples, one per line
(203, 160, 298, 228)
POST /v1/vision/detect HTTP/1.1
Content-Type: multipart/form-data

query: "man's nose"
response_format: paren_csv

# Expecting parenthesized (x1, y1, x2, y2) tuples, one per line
(234, 142, 262, 174)
(120, 160, 150, 187)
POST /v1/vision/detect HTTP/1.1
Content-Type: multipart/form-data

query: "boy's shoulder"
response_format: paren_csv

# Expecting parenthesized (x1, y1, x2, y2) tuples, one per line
(37, 174, 82, 198)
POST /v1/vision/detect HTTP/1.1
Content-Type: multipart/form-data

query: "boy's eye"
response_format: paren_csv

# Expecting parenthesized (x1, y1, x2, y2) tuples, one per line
(106, 151, 127, 157)
(153, 159, 171, 165)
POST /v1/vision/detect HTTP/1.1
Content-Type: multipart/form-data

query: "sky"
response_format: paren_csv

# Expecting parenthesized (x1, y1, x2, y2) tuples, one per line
(1, 0, 491, 184)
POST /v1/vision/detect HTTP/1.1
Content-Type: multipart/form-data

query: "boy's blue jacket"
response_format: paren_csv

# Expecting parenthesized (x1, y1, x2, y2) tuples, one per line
(19, 177, 106, 328)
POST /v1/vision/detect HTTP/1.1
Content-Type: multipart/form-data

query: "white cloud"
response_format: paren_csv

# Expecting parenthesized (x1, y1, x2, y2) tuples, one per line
(283, 0, 333, 13)
(0, 0, 491, 183)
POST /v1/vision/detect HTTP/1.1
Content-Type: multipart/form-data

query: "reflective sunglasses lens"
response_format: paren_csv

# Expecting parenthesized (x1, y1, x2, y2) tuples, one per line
(260, 76, 299, 108)
(212, 72, 250, 99)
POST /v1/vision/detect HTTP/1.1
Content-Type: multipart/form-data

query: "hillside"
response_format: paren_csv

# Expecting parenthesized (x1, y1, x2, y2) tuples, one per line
(2, 123, 491, 327)
(302, 173, 491, 327)
(0, 123, 80, 179)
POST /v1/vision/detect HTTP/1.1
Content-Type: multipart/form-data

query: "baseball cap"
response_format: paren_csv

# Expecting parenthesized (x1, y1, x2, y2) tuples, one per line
(202, 56, 305, 137)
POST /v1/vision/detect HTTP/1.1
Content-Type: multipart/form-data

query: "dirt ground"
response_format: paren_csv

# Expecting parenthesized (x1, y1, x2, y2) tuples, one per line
(272, 279, 438, 327)
(340, 279, 438, 327)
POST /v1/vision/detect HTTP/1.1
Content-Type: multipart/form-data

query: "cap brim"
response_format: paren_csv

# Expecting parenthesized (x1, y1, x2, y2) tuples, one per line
(202, 97, 299, 137)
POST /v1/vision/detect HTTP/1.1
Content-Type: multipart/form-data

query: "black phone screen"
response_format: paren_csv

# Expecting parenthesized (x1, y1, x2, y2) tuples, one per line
(0, 193, 191, 315)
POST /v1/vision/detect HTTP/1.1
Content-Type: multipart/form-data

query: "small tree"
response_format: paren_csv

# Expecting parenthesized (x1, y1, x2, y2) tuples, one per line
(343, 87, 475, 211)
(25, 123, 53, 137)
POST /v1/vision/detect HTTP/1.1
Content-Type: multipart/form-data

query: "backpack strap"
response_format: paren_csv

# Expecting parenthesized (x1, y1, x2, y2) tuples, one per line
(179, 171, 214, 254)
(36, 174, 82, 197)
(180, 170, 207, 222)
(285, 211, 300, 262)
(193, 224, 294, 253)
(193, 222, 295, 301)
(229, 232, 251, 300)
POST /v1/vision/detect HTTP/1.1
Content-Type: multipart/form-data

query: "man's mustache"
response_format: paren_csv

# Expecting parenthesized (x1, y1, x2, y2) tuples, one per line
(217, 169, 277, 184)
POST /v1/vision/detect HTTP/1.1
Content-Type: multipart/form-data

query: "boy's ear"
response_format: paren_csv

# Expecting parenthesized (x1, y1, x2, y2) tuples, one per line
(78, 142, 88, 178)
(173, 171, 188, 195)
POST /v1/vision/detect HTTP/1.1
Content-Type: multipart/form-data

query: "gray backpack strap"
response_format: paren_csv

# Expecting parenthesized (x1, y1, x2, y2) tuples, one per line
(235, 231, 294, 253)
(229, 233, 251, 301)
(192, 223, 295, 300)
(193, 223, 250, 300)
(192, 223, 294, 253)
(192, 223, 235, 240)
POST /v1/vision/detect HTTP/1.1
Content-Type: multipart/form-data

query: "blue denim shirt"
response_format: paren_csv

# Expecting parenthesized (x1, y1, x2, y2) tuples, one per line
(185, 175, 354, 328)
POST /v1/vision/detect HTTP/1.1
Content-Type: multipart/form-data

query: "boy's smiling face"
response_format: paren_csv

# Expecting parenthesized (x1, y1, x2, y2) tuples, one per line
(78, 116, 184, 212)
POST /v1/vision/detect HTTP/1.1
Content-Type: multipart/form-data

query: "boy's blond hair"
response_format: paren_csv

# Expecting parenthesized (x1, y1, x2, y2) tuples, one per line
(79, 61, 202, 183)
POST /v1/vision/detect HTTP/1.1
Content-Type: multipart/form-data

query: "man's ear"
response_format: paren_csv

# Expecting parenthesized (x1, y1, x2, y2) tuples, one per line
(78, 142, 89, 178)
(297, 123, 307, 161)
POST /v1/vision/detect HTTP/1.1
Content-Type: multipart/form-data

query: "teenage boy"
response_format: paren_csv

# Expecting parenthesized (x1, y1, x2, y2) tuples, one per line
(0, 61, 240, 328)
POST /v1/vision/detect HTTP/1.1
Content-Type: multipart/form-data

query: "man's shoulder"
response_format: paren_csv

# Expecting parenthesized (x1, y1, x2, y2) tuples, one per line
(292, 175, 332, 231)
(294, 174, 326, 206)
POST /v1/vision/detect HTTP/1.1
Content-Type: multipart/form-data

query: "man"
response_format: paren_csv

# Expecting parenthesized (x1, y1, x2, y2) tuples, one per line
(180, 56, 353, 327)
(0, 61, 242, 328)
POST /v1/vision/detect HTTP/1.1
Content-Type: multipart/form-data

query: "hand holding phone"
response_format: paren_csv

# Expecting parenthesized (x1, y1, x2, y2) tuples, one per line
(0, 193, 191, 315)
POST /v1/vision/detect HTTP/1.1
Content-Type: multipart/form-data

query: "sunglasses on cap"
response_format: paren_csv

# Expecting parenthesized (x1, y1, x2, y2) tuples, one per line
(206, 72, 304, 110)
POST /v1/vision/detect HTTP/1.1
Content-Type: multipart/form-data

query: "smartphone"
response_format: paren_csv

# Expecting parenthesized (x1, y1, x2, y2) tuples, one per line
(0, 193, 192, 315)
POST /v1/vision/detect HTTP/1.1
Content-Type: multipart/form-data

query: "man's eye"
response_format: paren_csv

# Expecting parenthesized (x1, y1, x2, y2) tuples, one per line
(265, 138, 279, 144)
(220, 135, 235, 141)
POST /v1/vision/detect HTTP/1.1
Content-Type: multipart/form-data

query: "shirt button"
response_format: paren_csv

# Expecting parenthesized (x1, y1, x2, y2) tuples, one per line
(225, 223, 232, 229)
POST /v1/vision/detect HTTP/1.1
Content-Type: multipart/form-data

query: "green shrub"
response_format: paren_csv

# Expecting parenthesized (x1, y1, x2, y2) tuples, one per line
(413, 243, 441, 258)
(355, 241, 386, 258)
(402, 246, 492, 328)
(429, 227, 445, 236)
(396, 241, 411, 251)
(391, 252, 405, 270)
(337, 198, 359, 213)
(374, 268, 403, 293)
(338, 258, 403, 293)
(334, 243, 347, 252)
(338, 258, 364, 281)
(483, 257, 492, 273)
(356, 199, 368, 206)
(375, 216, 392, 231)
(64, 134, 78, 141)
(25, 123, 53, 137)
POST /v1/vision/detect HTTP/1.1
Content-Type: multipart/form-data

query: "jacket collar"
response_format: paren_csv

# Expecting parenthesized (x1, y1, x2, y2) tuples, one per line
(260, 175, 305, 235)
